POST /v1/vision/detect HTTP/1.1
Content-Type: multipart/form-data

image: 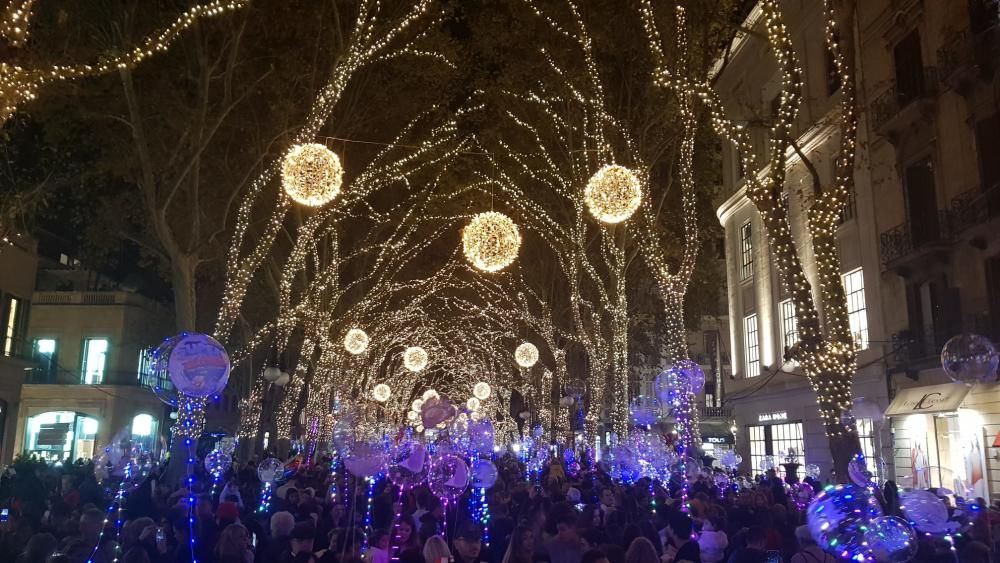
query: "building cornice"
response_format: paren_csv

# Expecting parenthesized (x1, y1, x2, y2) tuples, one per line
(709, 1, 764, 80)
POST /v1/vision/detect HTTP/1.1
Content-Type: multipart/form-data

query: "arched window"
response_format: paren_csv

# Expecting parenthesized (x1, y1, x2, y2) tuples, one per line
(131, 413, 158, 454)
(24, 411, 99, 461)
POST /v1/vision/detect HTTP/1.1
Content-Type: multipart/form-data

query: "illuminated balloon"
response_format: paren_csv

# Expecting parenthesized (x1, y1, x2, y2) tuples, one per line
(344, 441, 388, 478)
(151, 383, 178, 407)
(807, 484, 883, 560)
(864, 516, 918, 563)
(389, 442, 430, 487)
(428, 454, 470, 500)
(257, 458, 284, 484)
(421, 397, 457, 429)
(673, 359, 706, 393)
(900, 489, 959, 534)
(166, 333, 231, 397)
(467, 419, 495, 455)
(532, 424, 544, 439)
(714, 473, 731, 488)
(653, 369, 684, 405)
(470, 459, 498, 489)
(218, 436, 237, 456)
(805, 463, 821, 479)
(760, 455, 777, 472)
(793, 482, 816, 509)
(629, 395, 660, 426)
(940, 333, 998, 385)
(718, 450, 741, 470)
(205, 449, 232, 479)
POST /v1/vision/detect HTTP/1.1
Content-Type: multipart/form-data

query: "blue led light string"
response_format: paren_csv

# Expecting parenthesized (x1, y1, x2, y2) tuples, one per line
(185, 438, 199, 563)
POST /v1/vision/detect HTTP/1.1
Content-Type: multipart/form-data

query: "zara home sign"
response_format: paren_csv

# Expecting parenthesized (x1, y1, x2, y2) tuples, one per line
(758, 411, 788, 423)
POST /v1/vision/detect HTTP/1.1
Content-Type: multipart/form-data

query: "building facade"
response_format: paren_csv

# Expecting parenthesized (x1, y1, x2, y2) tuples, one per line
(715, 1, 891, 479)
(0, 238, 39, 462)
(859, 0, 1000, 504)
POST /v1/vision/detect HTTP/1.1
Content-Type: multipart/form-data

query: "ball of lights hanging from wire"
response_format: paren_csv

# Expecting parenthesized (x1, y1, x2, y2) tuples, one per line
(403, 346, 429, 372)
(343, 328, 369, 355)
(584, 164, 642, 224)
(473, 381, 492, 400)
(462, 211, 521, 272)
(515, 342, 539, 368)
(281, 143, 344, 207)
(372, 383, 391, 402)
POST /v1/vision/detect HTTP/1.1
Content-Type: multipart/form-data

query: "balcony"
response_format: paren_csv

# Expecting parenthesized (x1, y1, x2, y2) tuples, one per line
(699, 403, 734, 420)
(890, 315, 996, 374)
(25, 366, 174, 392)
(949, 184, 1000, 238)
(878, 210, 953, 271)
(871, 67, 938, 141)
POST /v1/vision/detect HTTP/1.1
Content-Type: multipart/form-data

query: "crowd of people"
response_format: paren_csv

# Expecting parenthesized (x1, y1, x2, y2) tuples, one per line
(0, 449, 996, 563)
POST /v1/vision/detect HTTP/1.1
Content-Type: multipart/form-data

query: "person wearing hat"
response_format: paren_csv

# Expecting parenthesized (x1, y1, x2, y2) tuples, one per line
(452, 521, 489, 563)
(280, 521, 317, 563)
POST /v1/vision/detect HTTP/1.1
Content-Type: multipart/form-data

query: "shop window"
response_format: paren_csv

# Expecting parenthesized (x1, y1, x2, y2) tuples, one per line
(740, 221, 753, 281)
(780, 299, 798, 363)
(131, 413, 158, 454)
(746, 421, 806, 480)
(81, 338, 109, 384)
(842, 269, 869, 350)
(24, 411, 98, 462)
(857, 418, 882, 483)
(743, 314, 760, 378)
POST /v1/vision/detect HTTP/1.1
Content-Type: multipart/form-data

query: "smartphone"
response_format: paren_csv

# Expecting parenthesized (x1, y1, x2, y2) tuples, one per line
(156, 527, 166, 543)
(251, 532, 258, 548)
(766, 550, 782, 563)
(1, 509, 9, 522)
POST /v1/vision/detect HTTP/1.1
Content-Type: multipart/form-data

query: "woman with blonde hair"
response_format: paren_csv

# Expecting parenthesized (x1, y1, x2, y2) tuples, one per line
(215, 523, 255, 563)
(422, 535, 451, 563)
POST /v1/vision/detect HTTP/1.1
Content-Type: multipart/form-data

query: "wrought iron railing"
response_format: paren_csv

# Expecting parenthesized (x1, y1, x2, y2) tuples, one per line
(871, 67, 938, 132)
(699, 404, 734, 419)
(878, 210, 952, 265)
(949, 184, 1000, 233)
(26, 366, 174, 391)
(891, 315, 996, 367)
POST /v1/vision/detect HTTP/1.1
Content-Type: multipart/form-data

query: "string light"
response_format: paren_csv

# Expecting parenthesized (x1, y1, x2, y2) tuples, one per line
(462, 211, 522, 272)
(584, 165, 643, 224)
(281, 143, 344, 207)
(1, 0, 34, 47)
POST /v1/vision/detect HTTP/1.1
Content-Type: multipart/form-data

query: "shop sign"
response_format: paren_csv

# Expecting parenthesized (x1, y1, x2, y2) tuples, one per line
(758, 411, 787, 423)
(703, 435, 734, 444)
(885, 383, 970, 416)
(37, 423, 70, 446)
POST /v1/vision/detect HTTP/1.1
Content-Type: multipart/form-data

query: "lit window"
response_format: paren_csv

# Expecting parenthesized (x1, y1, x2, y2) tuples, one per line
(131, 414, 154, 437)
(780, 299, 798, 362)
(743, 313, 760, 378)
(771, 422, 807, 480)
(740, 221, 753, 281)
(2, 295, 26, 357)
(748, 425, 766, 474)
(842, 268, 869, 350)
(33, 338, 58, 380)
(857, 418, 881, 482)
(82, 338, 109, 384)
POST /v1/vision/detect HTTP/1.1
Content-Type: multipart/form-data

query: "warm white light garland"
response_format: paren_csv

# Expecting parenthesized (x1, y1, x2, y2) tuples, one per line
(584, 164, 643, 224)
(281, 143, 344, 207)
(462, 211, 522, 272)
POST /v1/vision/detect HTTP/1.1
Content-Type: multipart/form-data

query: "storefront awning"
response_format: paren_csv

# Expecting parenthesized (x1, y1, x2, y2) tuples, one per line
(885, 383, 971, 417)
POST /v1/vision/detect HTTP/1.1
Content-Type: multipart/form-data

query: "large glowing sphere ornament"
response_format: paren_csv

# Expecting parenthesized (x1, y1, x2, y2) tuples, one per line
(473, 381, 491, 400)
(940, 333, 999, 385)
(462, 211, 521, 272)
(807, 484, 883, 560)
(344, 328, 369, 355)
(281, 143, 343, 207)
(514, 342, 539, 368)
(403, 346, 428, 372)
(166, 333, 231, 397)
(584, 164, 642, 224)
(372, 383, 392, 403)
(864, 516, 918, 563)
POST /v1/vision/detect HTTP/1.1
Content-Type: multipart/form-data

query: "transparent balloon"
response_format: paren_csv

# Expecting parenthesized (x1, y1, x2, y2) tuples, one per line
(940, 333, 999, 385)
(421, 397, 457, 429)
(344, 441, 388, 478)
(714, 473, 731, 489)
(389, 442, 430, 488)
(673, 359, 706, 394)
(629, 395, 661, 426)
(900, 489, 960, 534)
(467, 419, 495, 455)
(718, 450, 741, 470)
(864, 516, 918, 563)
(257, 458, 284, 484)
(470, 459, 498, 489)
(166, 333, 231, 397)
(205, 449, 232, 479)
(428, 454, 470, 500)
(654, 369, 685, 406)
(807, 484, 883, 560)
(805, 463, 821, 479)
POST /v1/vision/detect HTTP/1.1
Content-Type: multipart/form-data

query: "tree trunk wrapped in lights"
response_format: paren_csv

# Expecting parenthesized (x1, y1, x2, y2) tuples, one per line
(641, 0, 863, 479)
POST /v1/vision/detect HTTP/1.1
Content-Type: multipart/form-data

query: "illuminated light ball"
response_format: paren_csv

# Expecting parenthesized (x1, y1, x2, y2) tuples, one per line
(281, 143, 343, 207)
(466, 397, 481, 411)
(793, 482, 816, 509)
(714, 473, 731, 489)
(462, 211, 521, 272)
(412, 399, 424, 411)
(165, 333, 231, 397)
(344, 328, 369, 355)
(900, 489, 959, 534)
(940, 333, 999, 385)
(262, 366, 282, 382)
(422, 389, 439, 401)
(514, 342, 539, 368)
(406, 410, 418, 422)
(629, 395, 661, 426)
(473, 381, 492, 400)
(415, 424, 425, 433)
(372, 383, 391, 403)
(805, 463, 821, 479)
(807, 484, 883, 560)
(584, 164, 643, 224)
(204, 449, 232, 479)
(864, 516, 918, 563)
(403, 346, 428, 372)
(470, 459, 498, 489)
(257, 458, 284, 484)
(428, 454, 470, 500)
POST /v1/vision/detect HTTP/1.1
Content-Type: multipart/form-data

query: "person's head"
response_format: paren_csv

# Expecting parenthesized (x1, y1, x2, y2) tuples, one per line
(745, 526, 767, 550)
(122, 517, 155, 548)
(286, 488, 300, 505)
(290, 521, 316, 554)
(216, 501, 240, 527)
(549, 503, 578, 540)
(666, 512, 692, 543)
(397, 514, 417, 546)
(509, 526, 534, 556)
(372, 529, 391, 551)
(79, 508, 105, 541)
(271, 511, 295, 538)
(196, 493, 214, 517)
(600, 489, 615, 507)
(794, 525, 815, 548)
(216, 523, 252, 558)
(624, 538, 658, 563)
(453, 522, 483, 561)
(581, 549, 609, 563)
(423, 535, 451, 563)
(21, 531, 57, 561)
